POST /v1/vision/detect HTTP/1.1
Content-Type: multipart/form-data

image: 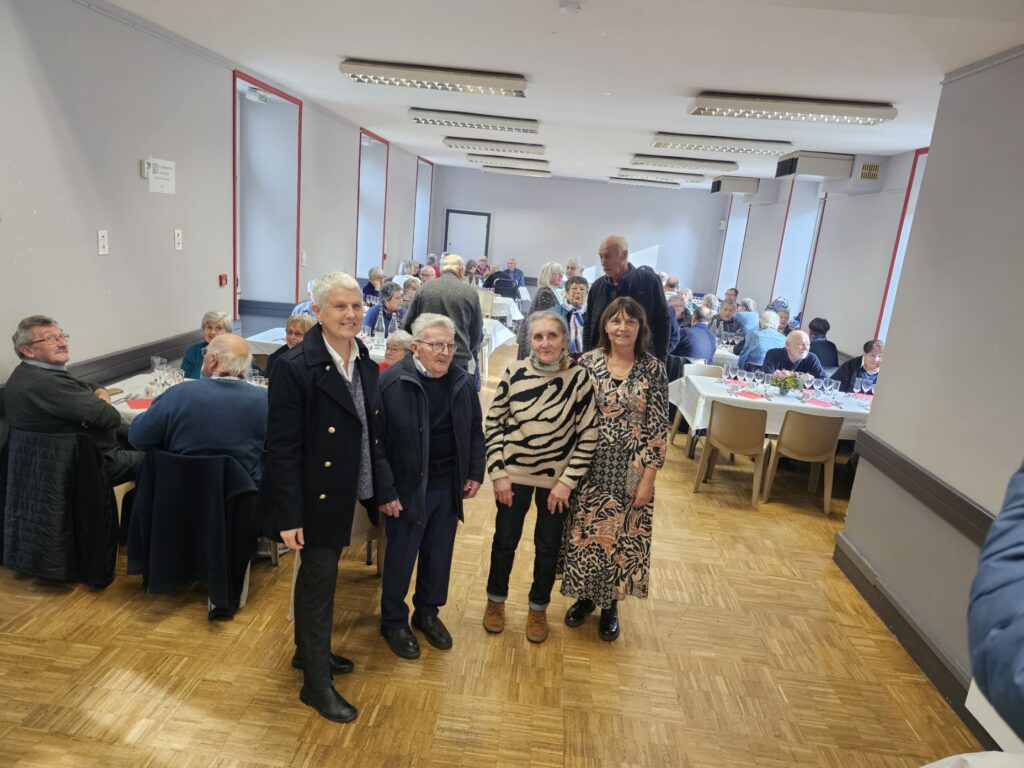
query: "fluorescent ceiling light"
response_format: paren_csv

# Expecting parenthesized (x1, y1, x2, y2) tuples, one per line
(443, 137, 545, 155)
(617, 168, 704, 183)
(482, 166, 551, 178)
(631, 154, 738, 172)
(609, 177, 680, 190)
(340, 59, 526, 97)
(409, 108, 538, 133)
(690, 92, 897, 125)
(467, 154, 549, 170)
(652, 132, 793, 156)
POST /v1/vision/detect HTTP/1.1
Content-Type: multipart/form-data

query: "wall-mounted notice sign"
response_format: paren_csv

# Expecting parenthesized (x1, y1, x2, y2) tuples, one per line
(142, 157, 175, 194)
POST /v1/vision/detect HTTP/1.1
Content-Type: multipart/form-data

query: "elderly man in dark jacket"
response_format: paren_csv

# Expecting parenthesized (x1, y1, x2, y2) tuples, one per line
(761, 330, 826, 379)
(969, 464, 1024, 739)
(266, 272, 382, 725)
(375, 313, 485, 660)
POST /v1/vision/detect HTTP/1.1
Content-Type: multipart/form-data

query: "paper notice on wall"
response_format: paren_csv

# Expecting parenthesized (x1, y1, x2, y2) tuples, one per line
(147, 157, 175, 194)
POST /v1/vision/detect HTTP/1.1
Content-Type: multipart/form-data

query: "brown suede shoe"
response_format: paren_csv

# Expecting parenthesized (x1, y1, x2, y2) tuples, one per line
(483, 600, 505, 633)
(526, 608, 549, 643)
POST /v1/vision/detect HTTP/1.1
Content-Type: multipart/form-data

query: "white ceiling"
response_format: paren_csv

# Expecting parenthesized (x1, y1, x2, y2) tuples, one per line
(110, 0, 1024, 185)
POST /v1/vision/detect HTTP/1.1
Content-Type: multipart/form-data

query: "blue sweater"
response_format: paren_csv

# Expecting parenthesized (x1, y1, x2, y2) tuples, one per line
(128, 377, 268, 483)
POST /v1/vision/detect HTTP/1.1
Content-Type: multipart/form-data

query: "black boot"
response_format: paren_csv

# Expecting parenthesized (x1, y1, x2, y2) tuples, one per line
(564, 599, 596, 628)
(598, 602, 620, 642)
(299, 685, 358, 723)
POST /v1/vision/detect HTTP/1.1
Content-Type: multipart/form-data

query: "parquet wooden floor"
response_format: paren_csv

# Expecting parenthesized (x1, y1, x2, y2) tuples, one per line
(0, 345, 979, 767)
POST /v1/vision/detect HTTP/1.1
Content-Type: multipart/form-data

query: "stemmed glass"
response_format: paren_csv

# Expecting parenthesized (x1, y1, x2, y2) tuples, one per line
(753, 370, 765, 391)
(825, 378, 838, 402)
(812, 378, 823, 398)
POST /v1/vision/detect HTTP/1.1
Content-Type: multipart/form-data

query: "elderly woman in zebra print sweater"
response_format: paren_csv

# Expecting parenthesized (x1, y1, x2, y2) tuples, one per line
(482, 310, 599, 643)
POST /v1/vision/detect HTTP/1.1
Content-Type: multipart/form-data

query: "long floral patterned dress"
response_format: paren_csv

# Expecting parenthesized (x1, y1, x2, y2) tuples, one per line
(560, 350, 669, 609)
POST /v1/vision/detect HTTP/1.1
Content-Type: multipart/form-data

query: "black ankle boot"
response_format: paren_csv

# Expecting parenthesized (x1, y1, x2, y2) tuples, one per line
(598, 602, 620, 641)
(564, 599, 596, 628)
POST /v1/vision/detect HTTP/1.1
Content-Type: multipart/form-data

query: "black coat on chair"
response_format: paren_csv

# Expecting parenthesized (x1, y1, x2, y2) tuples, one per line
(264, 324, 381, 549)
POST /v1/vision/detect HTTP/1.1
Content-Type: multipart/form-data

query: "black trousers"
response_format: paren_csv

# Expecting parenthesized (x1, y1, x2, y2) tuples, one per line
(380, 485, 458, 630)
(294, 545, 343, 690)
(485, 484, 566, 611)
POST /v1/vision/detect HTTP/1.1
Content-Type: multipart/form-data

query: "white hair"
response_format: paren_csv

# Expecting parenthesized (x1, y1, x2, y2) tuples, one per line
(440, 254, 464, 275)
(385, 330, 414, 351)
(313, 272, 360, 307)
(411, 313, 455, 340)
(206, 335, 251, 377)
(601, 235, 629, 253)
(739, 297, 758, 313)
(368, 267, 385, 281)
(201, 310, 233, 333)
(702, 294, 719, 312)
(538, 261, 563, 288)
(759, 310, 780, 330)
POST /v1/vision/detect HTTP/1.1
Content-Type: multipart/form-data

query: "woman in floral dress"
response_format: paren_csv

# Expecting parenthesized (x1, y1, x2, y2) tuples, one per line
(560, 296, 669, 641)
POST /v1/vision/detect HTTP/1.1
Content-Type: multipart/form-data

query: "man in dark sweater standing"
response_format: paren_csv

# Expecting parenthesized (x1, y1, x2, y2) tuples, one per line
(402, 254, 483, 373)
(128, 334, 268, 483)
(5, 315, 141, 485)
(583, 236, 670, 359)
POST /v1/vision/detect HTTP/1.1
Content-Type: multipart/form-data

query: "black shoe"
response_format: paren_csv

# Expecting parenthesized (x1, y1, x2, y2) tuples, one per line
(564, 599, 596, 628)
(299, 685, 358, 723)
(598, 604, 620, 642)
(208, 605, 234, 621)
(381, 625, 421, 659)
(291, 652, 355, 676)
(412, 611, 453, 650)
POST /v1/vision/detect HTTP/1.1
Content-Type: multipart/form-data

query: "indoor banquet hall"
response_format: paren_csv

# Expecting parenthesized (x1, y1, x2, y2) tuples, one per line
(1, 0, 1023, 766)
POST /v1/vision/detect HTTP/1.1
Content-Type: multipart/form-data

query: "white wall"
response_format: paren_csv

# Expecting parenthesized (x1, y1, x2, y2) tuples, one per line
(384, 145, 418, 273)
(770, 180, 820, 314)
(428, 167, 728, 288)
(802, 151, 915, 356)
(735, 181, 790, 309)
(0, 0, 233, 378)
(238, 96, 299, 303)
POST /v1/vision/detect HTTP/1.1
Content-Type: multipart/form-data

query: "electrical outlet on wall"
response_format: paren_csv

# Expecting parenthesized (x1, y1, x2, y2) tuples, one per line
(97, 230, 109, 255)
(174, 229, 183, 251)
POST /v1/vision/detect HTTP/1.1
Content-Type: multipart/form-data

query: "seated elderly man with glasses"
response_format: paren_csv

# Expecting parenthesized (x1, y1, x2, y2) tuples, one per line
(374, 313, 485, 660)
(5, 315, 142, 485)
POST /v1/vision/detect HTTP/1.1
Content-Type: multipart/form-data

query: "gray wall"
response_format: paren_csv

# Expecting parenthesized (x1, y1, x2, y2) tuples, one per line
(238, 96, 299, 303)
(428, 167, 728, 289)
(0, 0, 232, 378)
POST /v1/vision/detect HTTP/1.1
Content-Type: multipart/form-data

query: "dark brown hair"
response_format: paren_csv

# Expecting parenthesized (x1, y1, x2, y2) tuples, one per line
(808, 317, 830, 335)
(597, 297, 651, 359)
(565, 275, 589, 291)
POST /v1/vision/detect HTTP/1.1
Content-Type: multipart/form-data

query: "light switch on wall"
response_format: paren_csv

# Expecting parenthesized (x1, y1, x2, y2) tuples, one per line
(97, 229, 109, 255)
(174, 229, 183, 251)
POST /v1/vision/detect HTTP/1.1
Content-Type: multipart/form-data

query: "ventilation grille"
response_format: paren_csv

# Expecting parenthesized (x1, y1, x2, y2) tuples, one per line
(710, 179, 723, 193)
(859, 162, 882, 181)
(775, 156, 799, 178)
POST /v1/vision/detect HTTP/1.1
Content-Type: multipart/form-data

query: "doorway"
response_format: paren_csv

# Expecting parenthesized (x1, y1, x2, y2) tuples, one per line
(233, 71, 302, 321)
(443, 209, 491, 259)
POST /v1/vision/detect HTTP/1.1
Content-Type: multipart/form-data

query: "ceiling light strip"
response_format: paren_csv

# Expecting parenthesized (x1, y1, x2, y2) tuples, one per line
(467, 154, 549, 170)
(690, 92, 897, 125)
(443, 137, 545, 155)
(617, 168, 704, 183)
(409, 108, 538, 133)
(631, 154, 738, 172)
(340, 59, 527, 97)
(609, 177, 681, 189)
(482, 166, 551, 178)
(651, 132, 793, 156)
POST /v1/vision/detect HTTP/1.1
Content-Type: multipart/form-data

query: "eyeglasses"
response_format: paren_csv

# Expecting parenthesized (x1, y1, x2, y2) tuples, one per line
(27, 333, 70, 345)
(285, 329, 306, 338)
(417, 341, 456, 353)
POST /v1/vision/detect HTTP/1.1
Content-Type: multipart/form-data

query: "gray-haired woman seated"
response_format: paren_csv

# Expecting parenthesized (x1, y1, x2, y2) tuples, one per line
(267, 313, 317, 378)
(483, 310, 599, 642)
(381, 330, 413, 369)
(181, 310, 232, 379)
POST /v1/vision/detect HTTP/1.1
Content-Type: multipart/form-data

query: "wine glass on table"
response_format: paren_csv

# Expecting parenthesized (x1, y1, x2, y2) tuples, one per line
(812, 378, 823, 398)
(753, 370, 765, 391)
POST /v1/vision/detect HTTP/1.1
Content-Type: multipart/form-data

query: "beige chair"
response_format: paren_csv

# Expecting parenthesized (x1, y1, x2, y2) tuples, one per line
(112, 480, 135, 524)
(476, 288, 495, 319)
(763, 410, 844, 515)
(668, 363, 724, 450)
(692, 400, 771, 508)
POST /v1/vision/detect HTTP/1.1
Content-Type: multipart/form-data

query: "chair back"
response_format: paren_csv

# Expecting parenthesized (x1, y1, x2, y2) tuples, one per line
(706, 400, 768, 456)
(492, 278, 519, 299)
(776, 410, 844, 463)
(684, 363, 724, 380)
(476, 287, 495, 315)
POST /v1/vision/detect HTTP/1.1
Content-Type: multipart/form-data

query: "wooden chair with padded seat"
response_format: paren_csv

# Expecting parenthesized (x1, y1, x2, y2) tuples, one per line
(763, 409, 844, 515)
(692, 400, 771, 508)
(668, 363, 724, 452)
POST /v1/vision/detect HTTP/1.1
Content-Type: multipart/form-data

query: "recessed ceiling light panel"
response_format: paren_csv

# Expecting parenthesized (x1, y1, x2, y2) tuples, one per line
(609, 177, 681, 190)
(617, 168, 704, 183)
(340, 59, 527, 97)
(467, 154, 549, 170)
(409, 108, 538, 133)
(690, 92, 897, 125)
(482, 166, 551, 178)
(443, 137, 545, 155)
(631, 154, 738, 172)
(652, 132, 793, 156)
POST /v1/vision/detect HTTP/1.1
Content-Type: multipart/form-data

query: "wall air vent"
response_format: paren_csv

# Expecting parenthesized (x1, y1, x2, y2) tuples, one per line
(774, 151, 854, 181)
(859, 162, 882, 181)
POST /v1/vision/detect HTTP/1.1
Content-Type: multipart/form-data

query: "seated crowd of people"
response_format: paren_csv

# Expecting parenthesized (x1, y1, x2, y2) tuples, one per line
(1, 233, 881, 726)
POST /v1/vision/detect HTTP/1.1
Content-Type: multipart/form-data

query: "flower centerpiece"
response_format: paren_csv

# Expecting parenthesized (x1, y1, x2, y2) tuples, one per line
(769, 370, 801, 396)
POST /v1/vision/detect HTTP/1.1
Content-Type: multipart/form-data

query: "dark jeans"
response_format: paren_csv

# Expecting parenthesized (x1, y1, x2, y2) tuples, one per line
(485, 484, 566, 611)
(380, 485, 458, 630)
(294, 545, 343, 690)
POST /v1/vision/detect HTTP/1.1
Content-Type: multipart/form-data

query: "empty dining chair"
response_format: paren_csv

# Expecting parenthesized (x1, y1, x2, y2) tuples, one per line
(692, 400, 770, 508)
(669, 362, 724, 451)
(476, 287, 495, 319)
(763, 410, 844, 515)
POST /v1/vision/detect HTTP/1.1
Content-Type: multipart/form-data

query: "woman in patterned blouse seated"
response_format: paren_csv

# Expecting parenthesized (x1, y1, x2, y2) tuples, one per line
(482, 311, 599, 643)
(561, 296, 669, 642)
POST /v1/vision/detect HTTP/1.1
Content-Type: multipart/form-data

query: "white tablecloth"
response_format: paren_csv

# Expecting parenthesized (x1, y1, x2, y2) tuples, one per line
(518, 286, 531, 301)
(246, 328, 287, 355)
(669, 375, 870, 441)
(483, 318, 514, 355)
(110, 372, 161, 424)
(490, 296, 524, 322)
(713, 347, 740, 368)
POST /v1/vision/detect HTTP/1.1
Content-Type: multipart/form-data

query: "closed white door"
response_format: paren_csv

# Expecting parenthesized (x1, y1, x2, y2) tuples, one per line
(444, 209, 490, 257)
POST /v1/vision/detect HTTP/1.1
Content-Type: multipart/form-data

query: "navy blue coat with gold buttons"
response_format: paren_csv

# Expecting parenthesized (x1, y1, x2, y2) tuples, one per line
(265, 324, 381, 548)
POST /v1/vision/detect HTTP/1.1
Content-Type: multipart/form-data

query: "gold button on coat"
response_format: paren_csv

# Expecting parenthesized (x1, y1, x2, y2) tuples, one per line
(319, 493, 327, 500)
(324, 461, 332, 468)
(328, 426, 336, 434)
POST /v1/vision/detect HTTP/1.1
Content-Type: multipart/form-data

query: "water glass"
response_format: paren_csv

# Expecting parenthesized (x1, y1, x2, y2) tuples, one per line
(812, 378, 823, 396)
(151, 355, 167, 372)
(753, 370, 765, 388)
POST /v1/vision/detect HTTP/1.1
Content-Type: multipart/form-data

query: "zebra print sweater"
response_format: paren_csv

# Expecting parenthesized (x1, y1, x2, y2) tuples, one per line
(485, 361, 598, 489)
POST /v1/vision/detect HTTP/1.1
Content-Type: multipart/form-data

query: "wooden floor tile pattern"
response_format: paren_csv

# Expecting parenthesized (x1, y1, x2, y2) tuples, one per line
(0, 345, 979, 766)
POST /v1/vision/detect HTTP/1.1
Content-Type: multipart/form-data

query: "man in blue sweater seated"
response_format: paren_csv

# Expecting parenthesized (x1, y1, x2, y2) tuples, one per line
(129, 334, 268, 484)
(671, 306, 716, 363)
(760, 330, 826, 379)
